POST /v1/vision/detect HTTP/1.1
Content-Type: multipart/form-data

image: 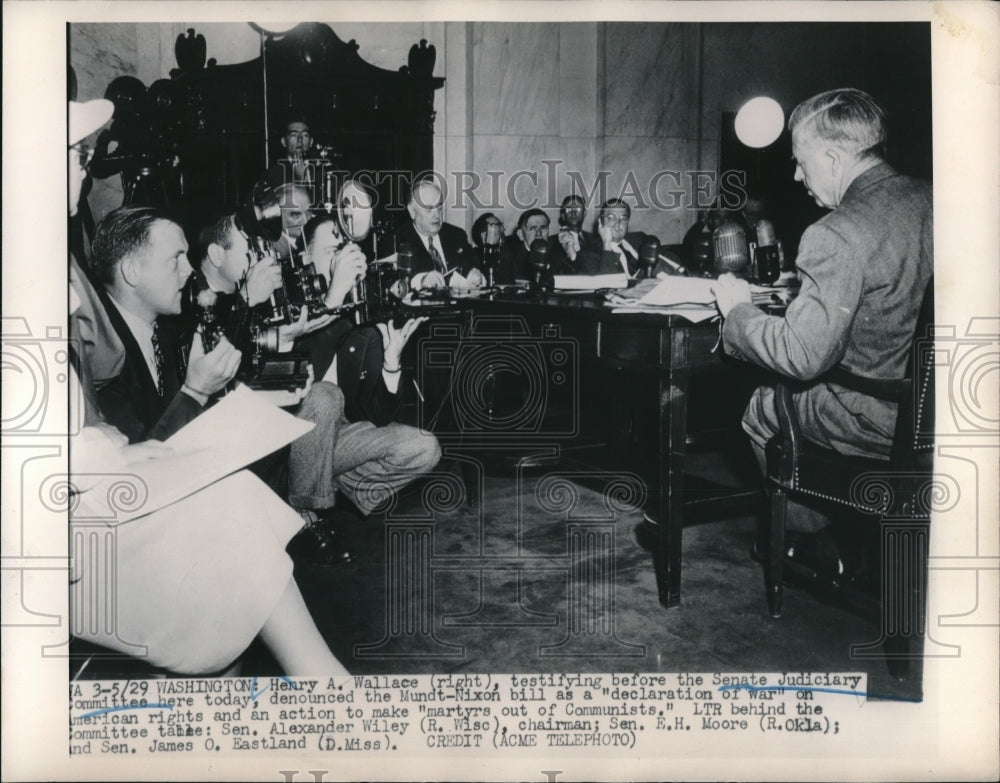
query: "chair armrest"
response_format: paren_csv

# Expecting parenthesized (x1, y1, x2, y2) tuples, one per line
(824, 366, 910, 402)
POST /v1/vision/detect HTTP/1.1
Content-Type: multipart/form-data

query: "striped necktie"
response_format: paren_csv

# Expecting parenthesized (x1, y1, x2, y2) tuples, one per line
(428, 240, 446, 274)
(151, 323, 165, 397)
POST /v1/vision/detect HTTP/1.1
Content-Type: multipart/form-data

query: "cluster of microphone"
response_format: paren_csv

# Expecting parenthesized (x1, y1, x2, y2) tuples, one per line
(711, 218, 781, 283)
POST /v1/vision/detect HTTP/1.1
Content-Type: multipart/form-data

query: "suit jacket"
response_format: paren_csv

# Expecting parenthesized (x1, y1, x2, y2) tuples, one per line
(575, 230, 660, 277)
(722, 163, 933, 457)
(394, 221, 477, 278)
(299, 319, 400, 426)
(545, 229, 596, 275)
(495, 236, 530, 284)
(95, 298, 202, 444)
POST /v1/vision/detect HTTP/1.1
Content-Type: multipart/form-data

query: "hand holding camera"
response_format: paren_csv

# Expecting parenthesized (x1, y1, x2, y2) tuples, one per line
(276, 307, 337, 351)
(325, 242, 368, 307)
(185, 331, 242, 397)
(243, 254, 283, 306)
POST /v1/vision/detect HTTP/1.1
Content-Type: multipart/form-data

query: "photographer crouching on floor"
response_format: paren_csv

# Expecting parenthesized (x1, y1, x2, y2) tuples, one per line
(179, 206, 440, 562)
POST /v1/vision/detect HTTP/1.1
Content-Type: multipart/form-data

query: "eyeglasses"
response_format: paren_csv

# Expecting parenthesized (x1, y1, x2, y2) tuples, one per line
(71, 143, 95, 169)
(601, 214, 629, 225)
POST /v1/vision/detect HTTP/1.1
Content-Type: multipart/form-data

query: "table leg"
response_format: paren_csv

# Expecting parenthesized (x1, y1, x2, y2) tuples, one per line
(656, 328, 690, 608)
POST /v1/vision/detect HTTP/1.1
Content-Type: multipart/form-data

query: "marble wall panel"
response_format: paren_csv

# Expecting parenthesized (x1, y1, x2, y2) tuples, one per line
(471, 23, 561, 137)
(601, 135, 701, 244)
(468, 135, 599, 233)
(603, 23, 699, 140)
(70, 24, 141, 220)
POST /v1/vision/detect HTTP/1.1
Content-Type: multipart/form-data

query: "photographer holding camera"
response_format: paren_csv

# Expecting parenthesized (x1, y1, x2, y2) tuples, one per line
(186, 209, 440, 550)
(68, 100, 350, 676)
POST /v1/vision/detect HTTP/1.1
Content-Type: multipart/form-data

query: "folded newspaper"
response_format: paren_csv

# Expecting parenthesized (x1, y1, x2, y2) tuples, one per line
(73, 385, 314, 524)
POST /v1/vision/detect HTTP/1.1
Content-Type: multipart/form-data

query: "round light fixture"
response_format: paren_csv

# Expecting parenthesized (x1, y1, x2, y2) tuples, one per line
(734, 96, 785, 148)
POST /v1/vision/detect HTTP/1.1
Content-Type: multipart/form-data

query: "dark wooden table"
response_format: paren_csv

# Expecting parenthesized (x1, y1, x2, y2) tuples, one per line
(408, 289, 764, 609)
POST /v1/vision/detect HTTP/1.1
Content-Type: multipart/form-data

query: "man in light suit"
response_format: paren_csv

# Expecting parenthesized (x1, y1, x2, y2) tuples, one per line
(715, 88, 933, 569)
(394, 178, 482, 290)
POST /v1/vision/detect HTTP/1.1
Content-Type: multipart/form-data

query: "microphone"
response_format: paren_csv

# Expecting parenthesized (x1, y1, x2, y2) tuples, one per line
(754, 219, 781, 284)
(529, 238, 552, 290)
(712, 220, 750, 275)
(395, 241, 416, 277)
(639, 237, 661, 278)
(481, 221, 502, 285)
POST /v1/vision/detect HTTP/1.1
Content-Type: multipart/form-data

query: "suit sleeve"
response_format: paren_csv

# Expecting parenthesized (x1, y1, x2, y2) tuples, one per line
(96, 372, 203, 444)
(722, 222, 864, 380)
(344, 328, 400, 426)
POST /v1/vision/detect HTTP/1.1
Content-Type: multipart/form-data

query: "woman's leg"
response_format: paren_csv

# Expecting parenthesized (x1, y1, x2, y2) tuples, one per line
(258, 578, 350, 676)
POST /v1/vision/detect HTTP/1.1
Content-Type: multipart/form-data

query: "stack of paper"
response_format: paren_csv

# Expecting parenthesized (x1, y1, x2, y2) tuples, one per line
(554, 273, 629, 290)
(74, 386, 313, 524)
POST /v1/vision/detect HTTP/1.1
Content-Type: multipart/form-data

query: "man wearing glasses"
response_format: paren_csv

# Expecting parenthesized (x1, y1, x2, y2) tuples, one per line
(576, 198, 661, 277)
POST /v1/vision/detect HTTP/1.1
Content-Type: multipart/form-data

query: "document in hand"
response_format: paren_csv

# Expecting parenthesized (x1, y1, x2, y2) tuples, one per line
(554, 273, 629, 290)
(637, 276, 717, 306)
(74, 385, 314, 523)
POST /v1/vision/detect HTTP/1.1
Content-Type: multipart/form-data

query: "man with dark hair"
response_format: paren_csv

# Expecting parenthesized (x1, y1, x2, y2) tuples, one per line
(495, 208, 550, 284)
(89, 206, 241, 443)
(258, 117, 324, 205)
(575, 198, 661, 277)
(714, 88, 933, 572)
(394, 177, 481, 290)
(547, 194, 591, 273)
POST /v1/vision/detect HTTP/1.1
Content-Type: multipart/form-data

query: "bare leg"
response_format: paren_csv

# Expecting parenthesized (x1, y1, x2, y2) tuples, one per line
(258, 578, 350, 676)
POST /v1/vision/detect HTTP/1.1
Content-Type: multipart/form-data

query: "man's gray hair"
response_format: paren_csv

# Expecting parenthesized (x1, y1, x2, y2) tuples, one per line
(788, 88, 887, 159)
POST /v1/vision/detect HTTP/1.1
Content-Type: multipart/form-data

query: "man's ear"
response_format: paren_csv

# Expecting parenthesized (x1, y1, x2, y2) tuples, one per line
(407, 202, 416, 221)
(280, 136, 288, 151)
(205, 242, 225, 270)
(118, 256, 139, 287)
(825, 146, 842, 173)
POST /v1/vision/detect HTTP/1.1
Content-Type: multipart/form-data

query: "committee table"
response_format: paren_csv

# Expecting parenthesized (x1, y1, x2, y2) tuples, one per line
(407, 289, 766, 609)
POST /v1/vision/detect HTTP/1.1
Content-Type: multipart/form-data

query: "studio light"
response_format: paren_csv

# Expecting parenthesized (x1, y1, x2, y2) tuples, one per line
(734, 96, 785, 148)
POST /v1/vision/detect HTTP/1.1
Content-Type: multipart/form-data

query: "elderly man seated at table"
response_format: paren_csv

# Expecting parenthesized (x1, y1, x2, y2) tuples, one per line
(394, 177, 483, 290)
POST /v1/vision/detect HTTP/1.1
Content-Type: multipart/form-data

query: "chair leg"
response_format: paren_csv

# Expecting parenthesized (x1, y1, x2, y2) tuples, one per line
(767, 487, 788, 618)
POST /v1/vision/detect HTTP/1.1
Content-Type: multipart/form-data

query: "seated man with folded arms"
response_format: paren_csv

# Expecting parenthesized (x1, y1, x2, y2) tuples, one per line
(394, 177, 483, 290)
(713, 88, 933, 574)
(495, 208, 550, 285)
(68, 99, 349, 676)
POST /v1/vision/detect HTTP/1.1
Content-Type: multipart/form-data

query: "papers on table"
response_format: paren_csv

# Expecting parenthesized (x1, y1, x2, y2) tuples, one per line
(554, 273, 629, 290)
(602, 277, 719, 322)
(74, 385, 314, 524)
(637, 276, 717, 306)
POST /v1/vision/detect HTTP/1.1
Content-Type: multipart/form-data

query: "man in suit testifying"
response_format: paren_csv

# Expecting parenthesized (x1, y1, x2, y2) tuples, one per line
(394, 177, 483, 290)
(714, 88, 933, 567)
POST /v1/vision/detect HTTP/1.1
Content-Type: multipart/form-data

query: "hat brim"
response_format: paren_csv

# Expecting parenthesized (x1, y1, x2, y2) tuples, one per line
(69, 99, 114, 146)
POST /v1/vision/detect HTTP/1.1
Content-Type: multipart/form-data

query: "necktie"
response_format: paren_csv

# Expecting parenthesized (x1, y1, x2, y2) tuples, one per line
(151, 323, 165, 397)
(428, 240, 446, 274)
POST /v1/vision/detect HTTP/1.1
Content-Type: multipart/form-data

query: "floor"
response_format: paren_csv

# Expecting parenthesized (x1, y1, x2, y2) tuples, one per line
(245, 451, 925, 704)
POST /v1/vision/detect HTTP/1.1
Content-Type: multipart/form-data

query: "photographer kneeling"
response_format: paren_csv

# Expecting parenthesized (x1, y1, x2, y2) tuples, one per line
(187, 210, 441, 561)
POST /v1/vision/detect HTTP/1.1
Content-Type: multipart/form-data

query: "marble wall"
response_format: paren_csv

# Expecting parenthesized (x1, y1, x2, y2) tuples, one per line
(70, 22, 929, 244)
